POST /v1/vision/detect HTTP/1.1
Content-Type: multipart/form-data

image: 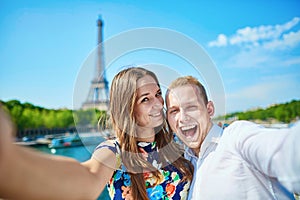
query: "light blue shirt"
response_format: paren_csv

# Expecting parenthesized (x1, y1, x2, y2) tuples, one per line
(185, 124, 223, 200)
(185, 121, 299, 200)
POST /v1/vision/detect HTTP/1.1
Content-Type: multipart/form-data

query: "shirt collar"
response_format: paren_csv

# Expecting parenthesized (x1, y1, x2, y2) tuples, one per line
(185, 123, 223, 159)
(199, 124, 223, 158)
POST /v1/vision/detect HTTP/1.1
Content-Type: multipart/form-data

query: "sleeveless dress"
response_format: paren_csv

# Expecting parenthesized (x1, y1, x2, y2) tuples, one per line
(95, 140, 191, 200)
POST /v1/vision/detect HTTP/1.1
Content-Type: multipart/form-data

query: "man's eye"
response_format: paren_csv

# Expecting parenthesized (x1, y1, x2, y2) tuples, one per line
(187, 106, 197, 111)
(168, 109, 177, 114)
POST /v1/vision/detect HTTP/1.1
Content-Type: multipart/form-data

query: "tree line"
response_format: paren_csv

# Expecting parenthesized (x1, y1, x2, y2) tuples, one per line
(224, 99, 300, 123)
(1, 99, 299, 131)
(0, 100, 107, 131)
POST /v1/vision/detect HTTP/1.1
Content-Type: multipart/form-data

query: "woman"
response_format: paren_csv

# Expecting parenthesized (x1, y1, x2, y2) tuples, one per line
(0, 67, 193, 200)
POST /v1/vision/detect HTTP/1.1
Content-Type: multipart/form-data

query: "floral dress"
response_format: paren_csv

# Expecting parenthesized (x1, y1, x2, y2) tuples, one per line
(95, 140, 191, 200)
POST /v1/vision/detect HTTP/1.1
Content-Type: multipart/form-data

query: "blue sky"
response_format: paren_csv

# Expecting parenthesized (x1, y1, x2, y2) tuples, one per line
(1, 0, 300, 116)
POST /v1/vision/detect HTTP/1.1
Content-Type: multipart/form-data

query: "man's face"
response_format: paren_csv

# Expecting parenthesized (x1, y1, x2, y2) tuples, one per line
(166, 84, 214, 155)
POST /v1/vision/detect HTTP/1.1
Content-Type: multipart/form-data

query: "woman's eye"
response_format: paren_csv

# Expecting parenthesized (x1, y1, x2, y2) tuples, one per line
(156, 91, 162, 97)
(141, 97, 149, 103)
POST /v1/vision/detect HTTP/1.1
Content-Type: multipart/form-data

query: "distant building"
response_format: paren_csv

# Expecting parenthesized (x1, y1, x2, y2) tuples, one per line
(82, 16, 109, 111)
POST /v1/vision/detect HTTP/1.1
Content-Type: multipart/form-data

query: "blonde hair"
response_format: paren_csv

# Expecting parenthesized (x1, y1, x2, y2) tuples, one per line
(109, 67, 193, 200)
(166, 75, 208, 105)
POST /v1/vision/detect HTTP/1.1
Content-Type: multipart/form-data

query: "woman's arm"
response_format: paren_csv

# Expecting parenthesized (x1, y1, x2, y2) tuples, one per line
(0, 107, 115, 200)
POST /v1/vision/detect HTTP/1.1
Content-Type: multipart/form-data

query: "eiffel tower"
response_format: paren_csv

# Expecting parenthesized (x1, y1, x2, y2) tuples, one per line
(82, 16, 109, 111)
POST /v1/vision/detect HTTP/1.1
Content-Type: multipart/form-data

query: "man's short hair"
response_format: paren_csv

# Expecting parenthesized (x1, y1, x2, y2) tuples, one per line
(166, 76, 208, 105)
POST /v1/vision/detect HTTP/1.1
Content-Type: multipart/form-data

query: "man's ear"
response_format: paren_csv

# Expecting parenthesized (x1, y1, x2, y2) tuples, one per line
(207, 101, 215, 117)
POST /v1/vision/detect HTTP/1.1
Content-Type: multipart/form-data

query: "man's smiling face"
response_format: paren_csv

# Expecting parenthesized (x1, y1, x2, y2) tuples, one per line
(166, 84, 214, 155)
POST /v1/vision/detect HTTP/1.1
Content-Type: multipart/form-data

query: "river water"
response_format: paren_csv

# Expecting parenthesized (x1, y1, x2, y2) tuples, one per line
(33, 134, 110, 200)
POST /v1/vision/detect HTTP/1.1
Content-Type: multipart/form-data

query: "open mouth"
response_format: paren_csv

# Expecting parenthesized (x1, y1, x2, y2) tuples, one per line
(180, 124, 197, 138)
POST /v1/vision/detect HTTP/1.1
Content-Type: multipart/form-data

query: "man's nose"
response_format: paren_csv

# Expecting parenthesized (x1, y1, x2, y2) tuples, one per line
(179, 110, 189, 122)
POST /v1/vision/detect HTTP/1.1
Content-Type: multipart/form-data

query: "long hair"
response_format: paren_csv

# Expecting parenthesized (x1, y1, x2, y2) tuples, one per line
(109, 67, 193, 200)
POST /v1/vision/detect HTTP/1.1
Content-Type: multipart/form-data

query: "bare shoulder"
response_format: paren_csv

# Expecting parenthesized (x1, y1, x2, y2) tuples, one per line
(90, 139, 118, 167)
(98, 139, 116, 147)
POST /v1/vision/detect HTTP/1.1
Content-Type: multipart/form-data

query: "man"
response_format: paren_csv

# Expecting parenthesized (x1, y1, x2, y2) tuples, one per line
(166, 76, 300, 199)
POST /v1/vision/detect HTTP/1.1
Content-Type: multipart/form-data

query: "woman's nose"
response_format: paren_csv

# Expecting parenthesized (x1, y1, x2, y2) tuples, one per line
(153, 98, 163, 109)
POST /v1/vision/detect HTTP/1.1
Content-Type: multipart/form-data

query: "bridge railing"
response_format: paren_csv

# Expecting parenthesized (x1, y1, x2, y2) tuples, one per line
(16, 126, 97, 139)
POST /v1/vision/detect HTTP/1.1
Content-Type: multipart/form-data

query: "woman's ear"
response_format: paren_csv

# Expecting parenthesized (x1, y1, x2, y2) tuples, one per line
(207, 101, 215, 117)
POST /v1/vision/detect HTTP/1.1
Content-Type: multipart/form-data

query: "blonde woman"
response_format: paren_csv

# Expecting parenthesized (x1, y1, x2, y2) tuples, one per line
(0, 67, 193, 200)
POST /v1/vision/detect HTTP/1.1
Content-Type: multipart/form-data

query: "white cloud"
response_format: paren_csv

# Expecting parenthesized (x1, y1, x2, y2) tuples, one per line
(222, 41, 300, 68)
(216, 19, 300, 68)
(225, 74, 300, 113)
(208, 17, 300, 113)
(208, 17, 300, 50)
(208, 34, 227, 47)
(223, 48, 271, 68)
(228, 81, 282, 100)
(263, 29, 300, 50)
(282, 57, 300, 66)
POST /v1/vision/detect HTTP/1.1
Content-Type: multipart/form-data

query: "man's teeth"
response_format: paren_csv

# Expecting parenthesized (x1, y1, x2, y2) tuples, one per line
(180, 125, 197, 138)
(181, 125, 196, 131)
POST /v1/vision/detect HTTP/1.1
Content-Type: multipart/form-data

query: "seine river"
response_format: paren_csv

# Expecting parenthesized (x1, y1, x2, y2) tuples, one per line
(33, 134, 110, 200)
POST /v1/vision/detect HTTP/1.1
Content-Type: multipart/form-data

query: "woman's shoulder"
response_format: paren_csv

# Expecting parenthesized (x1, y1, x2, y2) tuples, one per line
(99, 139, 118, 146)
(92, 139, 122, 169)
(95, 139, 120, 152)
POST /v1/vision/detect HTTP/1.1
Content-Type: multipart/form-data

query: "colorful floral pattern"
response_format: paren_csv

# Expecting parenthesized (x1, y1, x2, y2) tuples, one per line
(96, 141, 190, 200)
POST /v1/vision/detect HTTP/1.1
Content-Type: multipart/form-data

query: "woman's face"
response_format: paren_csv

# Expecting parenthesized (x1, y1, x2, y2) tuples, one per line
(134, 75, 164, 129)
